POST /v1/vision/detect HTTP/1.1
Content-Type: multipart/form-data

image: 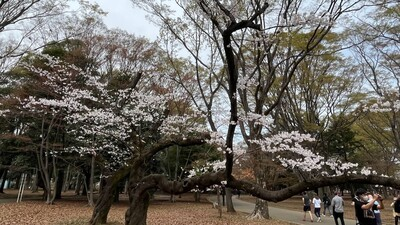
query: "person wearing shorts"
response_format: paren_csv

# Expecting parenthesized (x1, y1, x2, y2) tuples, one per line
(303, 192, 314, 222)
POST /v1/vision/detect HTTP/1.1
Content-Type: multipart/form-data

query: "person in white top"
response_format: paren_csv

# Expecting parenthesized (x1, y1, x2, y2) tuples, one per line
(313, 195, 322, 222)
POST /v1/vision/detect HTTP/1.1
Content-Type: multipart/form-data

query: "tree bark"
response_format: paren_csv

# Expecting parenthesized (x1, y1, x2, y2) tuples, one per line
(249, 198, 270, 219)
(75, 173, 82, 195)
(89, 154, 95, 206)
(125, 165, 149, 225)
(90, 168, 130, 225)
(90, 178, 116, 225)
(31, 168, 38, 192)
(55, 169, 64, 199)
(125, 187, 153, 225)
(225, 187, 236, 212)
(63, 165, 70, 192)
(0, 169, 7, 193)
(15, 173, 21, 189)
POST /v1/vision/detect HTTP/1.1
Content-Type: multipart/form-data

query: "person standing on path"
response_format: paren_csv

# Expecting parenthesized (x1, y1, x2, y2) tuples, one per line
(302, 192, 314, 222)
(367, 193, 382, 225)
(390, 194, 400, 225)
(353, 188, 384, 225)
(332, 192, 345, 225)
(323, 193, 333, 217)
(313, 195, 322, 222)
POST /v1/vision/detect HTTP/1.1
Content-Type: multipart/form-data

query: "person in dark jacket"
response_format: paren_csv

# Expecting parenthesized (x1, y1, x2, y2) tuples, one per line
(323, 193, 333, 216)
(353, 188, 384, 225)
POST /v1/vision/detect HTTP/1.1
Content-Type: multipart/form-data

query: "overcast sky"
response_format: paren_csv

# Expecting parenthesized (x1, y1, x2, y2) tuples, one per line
(88, 0, 160, 40)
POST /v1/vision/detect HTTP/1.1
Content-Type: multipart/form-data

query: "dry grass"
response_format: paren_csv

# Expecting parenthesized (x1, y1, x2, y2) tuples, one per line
(0, 190, 294, 225)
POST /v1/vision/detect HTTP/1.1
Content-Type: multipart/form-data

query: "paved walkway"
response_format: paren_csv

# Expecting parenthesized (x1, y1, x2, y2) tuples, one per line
(207, 195, 357, 225)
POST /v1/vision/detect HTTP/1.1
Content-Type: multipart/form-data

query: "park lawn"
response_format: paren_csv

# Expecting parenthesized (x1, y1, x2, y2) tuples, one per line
(0, 191, 295, 225)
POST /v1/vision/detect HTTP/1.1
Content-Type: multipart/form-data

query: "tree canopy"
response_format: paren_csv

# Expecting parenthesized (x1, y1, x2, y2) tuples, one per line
(1, 1, 400, 225)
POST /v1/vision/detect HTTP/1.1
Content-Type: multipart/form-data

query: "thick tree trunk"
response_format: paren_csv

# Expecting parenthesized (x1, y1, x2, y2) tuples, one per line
(125, 188, 152, 225)
(90, 168, 130, 225)
(249, 198, 270, 219)
(125, 165, 154, 225)
(90, 179, 116, 225)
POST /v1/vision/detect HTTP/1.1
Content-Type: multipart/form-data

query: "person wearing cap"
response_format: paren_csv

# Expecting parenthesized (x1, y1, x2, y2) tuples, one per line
(353, 188, 384, 225)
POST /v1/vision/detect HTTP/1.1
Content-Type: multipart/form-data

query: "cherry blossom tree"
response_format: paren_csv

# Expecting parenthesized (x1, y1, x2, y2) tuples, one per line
(130, 0, 400, 223)
(3, 1, 400, 225)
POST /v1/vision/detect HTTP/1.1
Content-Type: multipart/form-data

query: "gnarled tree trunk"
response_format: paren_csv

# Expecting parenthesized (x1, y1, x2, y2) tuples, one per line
(90, 179, 116, 225)
(125, 186, 154, 225)
(90, 168, 129, 225)
(125, 166, 153, 225)
(249, 198, 270, 219)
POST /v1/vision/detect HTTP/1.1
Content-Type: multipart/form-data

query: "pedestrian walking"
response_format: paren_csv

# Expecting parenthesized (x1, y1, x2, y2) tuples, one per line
(353, 188, 384, 225)
(302, 191, 314, 222)
(332, 192, 345, 225)
(313, 195, 322, 222)
(323, 193, 333, 217)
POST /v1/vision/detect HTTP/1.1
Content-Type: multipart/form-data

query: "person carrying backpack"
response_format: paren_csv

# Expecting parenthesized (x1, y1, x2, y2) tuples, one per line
(391, 194, 400, 225)
(323, 193, 333, 216)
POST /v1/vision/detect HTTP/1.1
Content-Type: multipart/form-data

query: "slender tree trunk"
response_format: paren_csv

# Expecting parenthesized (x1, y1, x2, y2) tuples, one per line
(89, 154, 95, 206)
(226, 188, 236, 212)
(124, 179, 129, 195)
(25, 173, 32, 190)
(49, 157, 58, 204)
(0, 169, 8, 193)
(42, 165, 52, 203)
(217, 186, 222, 218)
(82, 170, 90, 196)
(63, 165, 70, 192)
(31, 168, 38, 192)
(15, 174, 21, 189)
(55, 169, 64, 199)
(75, 173, 82, 195)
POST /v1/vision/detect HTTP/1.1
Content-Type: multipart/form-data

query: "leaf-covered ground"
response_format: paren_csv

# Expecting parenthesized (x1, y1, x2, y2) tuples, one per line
(0, 191, 294, 225)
